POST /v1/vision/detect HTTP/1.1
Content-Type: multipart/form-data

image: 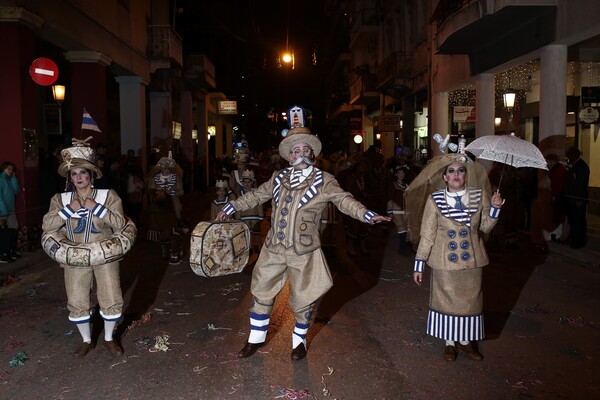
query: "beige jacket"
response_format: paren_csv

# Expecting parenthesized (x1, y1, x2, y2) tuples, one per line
(227, 167, 373, 256)
(415, 188, 499, 271)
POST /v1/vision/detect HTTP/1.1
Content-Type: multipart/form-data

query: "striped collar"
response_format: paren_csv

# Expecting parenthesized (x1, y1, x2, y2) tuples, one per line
(432, 188, 482, 226)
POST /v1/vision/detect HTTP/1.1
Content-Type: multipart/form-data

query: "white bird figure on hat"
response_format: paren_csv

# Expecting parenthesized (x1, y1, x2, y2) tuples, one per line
(433, 133, 458, 153)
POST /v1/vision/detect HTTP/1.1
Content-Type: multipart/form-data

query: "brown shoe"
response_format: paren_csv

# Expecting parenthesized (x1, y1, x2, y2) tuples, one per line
(291, 343, 307, 360)
(73, 342, 94, 358)
(238, 342, 263, 358)
(456, 342, 483, 361)
(443, 345, 457, 361)
(103, 340, 124, 356)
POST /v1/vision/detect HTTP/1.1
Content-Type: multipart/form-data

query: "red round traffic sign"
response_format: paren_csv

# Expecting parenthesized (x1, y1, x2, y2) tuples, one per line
(29, 58, 59, 86)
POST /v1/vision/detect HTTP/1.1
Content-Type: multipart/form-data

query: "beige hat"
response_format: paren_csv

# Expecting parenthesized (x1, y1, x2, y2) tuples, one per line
(241, 169, 255, 181)
(157, 157, 177, 169)
(278, 105, 321, 162)
(58, 138, 102, 178)
(215, 179, 229, 189)
(234, 152, 249, 164)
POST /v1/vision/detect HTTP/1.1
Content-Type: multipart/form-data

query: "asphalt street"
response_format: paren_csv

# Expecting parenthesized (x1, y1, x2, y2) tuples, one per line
(1, 192, 599, 399)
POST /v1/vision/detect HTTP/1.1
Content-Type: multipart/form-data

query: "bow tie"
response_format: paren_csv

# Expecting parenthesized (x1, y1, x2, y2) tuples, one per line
(290, 170, 304, 187)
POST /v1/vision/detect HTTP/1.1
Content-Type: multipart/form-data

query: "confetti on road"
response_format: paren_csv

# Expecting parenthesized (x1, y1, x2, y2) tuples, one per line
(8, 352, 28, 367)
(275, 388, 314, 399)
(207, 323, 232, 331)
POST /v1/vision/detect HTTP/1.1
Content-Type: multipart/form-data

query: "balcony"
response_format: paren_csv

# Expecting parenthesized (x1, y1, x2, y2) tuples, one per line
(184, 54, 217, 90)
(377, 52, 413, 98)
(349, 73, 378, 106)
(350, 7, 379, 49)
(148, 25, 183, 70)
(431, 0, 556, 74)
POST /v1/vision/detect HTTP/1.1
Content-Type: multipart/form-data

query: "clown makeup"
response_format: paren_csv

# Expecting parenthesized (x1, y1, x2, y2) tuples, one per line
(444, 163, 467, 192)
(70, 168, 92, 191)
(289, 144, 315, 167)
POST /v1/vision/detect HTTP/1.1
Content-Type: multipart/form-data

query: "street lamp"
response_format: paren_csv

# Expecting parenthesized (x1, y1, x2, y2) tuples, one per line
(503, 89, 517, 132)
(502, 90, 516, 111)
(52, 84, 65, 134)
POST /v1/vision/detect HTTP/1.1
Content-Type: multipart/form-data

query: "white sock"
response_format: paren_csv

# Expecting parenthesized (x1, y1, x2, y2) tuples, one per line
(104, 320, 117, 341)
(459, 340, 469, 345)
(76, 323, 92, 343)
(446, 340, 455, 346)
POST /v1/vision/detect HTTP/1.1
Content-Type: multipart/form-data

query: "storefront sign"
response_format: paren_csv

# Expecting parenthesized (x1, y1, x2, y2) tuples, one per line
(378, 114, 402, 131)
(453, 106, 476, 123)
(218, 100, 238, 115)
(579, 106, 599, 124)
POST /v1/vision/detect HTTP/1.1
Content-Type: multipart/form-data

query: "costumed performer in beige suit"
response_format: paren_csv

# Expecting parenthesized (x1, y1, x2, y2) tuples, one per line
(410, 150, 504, 362)
(217, 105, 390, 360)
(42, 138, 129, 358)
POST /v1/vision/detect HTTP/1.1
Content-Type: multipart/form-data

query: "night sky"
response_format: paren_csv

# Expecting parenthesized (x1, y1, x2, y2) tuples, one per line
(175, 0, 335, 151)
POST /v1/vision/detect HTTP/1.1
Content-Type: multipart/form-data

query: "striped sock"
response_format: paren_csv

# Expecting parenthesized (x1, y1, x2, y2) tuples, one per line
(248, 312, 269, 344)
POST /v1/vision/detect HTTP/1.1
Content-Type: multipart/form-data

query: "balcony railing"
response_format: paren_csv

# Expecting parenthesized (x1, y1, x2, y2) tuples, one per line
(148, 25, 183, 67)
(377, 52, 412, 88)
(349, 73, 378, 105)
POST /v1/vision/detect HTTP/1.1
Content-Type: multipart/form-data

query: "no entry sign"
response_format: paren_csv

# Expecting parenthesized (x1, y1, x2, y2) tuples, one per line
(29, 58, 59, 86)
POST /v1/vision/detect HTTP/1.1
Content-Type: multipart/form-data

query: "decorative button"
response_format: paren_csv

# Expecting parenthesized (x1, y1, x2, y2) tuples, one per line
(448, 230, 457, 238)
(300, 223, 307, 231)
(448, 253, 458, 262)
(277, 232, 285, 240)
(448, 241, 457, 250)
(461, 241, 469, 249)
(459, 229, 469, 237)
(461, 252, 471, 261)
(285, 195, 292, 203)
(281, 208, 289, 216)
(279, 220, 287, 228)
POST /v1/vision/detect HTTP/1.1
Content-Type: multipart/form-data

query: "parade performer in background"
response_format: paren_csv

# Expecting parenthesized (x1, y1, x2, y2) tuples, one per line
(408, 149, 503, 362)
(147, 155, 184, 263)
(216, 105, 390, 360)
(238, 169, 264, 252)
(42, 138, 129, 357)
(387, 164, 410, 255)
(210, 179, 236, 221)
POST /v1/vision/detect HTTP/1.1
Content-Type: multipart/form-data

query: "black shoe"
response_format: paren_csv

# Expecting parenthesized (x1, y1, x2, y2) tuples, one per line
(238, 342, 263, 358)
(291, 343, 307, 360)
(9, 251, 21, 260)
(0, 254, 11, 263)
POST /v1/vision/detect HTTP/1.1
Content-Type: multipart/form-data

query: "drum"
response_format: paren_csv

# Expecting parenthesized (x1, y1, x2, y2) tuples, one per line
(189, 221, 250, 277)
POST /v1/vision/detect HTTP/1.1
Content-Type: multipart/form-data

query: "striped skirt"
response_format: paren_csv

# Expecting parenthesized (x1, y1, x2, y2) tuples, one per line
(427, 267, 484, 341)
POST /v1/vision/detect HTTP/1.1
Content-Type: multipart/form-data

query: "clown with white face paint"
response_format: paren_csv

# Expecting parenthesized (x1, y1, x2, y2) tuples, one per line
(42, 138, 130, 358)
(217, 105, 390, 360)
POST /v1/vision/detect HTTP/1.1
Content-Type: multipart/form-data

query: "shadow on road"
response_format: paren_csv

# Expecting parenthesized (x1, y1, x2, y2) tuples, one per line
(483, 231, 547, 339)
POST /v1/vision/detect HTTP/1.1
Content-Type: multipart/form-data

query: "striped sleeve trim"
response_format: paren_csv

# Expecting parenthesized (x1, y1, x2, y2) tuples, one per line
(364, 210, 376, 223)
(222, 203, 236, 216)
(414, 259, 425, 273)
(92, 203, 107, 218)
(489, 206, 500, 219)
(59, 205, 76, 220)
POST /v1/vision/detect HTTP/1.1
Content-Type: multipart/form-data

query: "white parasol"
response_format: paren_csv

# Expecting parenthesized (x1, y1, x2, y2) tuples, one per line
(464, 133, 548, 170)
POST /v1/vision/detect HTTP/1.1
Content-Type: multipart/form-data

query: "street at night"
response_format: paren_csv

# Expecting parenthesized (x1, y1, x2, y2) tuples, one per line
(1, 192, 598, 399)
